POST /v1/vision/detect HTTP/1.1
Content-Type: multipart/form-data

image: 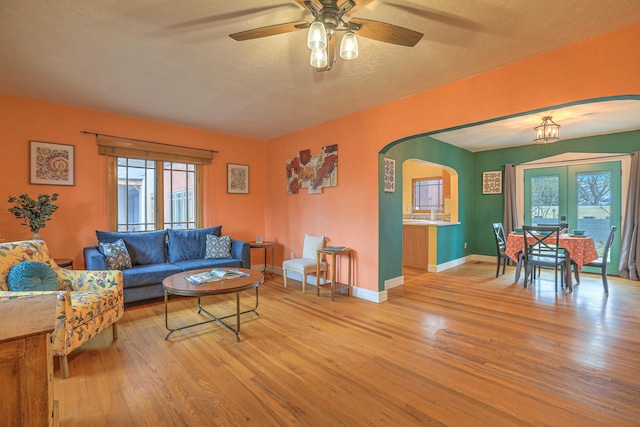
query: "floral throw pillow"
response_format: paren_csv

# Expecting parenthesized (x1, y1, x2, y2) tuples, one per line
(205, 235, 231, 259)
(99, 238, 132, 270)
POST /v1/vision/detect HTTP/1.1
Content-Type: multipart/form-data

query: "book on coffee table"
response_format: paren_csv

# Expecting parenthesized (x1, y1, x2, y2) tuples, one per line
(185, 268, 248, 285)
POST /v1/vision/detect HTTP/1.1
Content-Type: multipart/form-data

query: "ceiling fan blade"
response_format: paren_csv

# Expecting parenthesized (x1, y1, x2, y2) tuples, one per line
(230, 21, 308, 41)
(164, 5, 299, 31)
(294, 0, 321, 9)
(350, 18, 423, 47)
(386, 3, 482, 32)
(344, 0, 374, 15)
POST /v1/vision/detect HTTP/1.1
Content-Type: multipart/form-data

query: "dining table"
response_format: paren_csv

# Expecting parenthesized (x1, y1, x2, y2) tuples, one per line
(505, 232, 599, 291)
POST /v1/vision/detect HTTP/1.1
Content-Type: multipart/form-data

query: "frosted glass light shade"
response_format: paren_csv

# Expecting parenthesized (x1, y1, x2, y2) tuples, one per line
(310, 48, 328, 68)
(307, 21, 327, 50)
(340, 31, 358, 60)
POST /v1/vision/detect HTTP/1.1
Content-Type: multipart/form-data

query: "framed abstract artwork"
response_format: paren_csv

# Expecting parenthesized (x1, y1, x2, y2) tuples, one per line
(227, 163, 249, 194)
(30, 140, 75, 186)
(482, 171, 502, 194)
(286, 144, 337, 195)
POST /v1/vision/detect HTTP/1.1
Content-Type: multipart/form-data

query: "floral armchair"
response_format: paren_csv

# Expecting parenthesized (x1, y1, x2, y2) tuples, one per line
(0, 240, 123, 378)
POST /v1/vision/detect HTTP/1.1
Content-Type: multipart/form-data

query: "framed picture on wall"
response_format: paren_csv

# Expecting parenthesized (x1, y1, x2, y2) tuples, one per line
(30, 140, 75, 186)
(383, 158, 395, 192)
(227, 163, 249, 194)
(482, 171, 502, 194)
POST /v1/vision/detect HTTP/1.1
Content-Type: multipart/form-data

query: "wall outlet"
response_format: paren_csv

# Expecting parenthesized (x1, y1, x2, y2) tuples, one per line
(290, 251, 295, 259)
(464, 242, 468, 249)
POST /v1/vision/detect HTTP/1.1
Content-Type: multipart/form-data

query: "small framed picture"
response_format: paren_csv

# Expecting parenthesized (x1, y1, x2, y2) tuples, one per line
(30, 141, 75, 186)
(227, 163, 249, 194)
(482, 171, 502, 194)
(383, 158, 395, 192)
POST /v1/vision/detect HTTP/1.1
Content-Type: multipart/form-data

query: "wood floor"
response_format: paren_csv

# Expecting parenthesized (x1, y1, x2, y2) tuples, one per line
(53, 263, 640, 426)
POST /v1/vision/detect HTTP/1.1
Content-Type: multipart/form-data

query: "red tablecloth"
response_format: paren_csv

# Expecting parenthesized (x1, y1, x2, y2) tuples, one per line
(505, 233, 599, 268)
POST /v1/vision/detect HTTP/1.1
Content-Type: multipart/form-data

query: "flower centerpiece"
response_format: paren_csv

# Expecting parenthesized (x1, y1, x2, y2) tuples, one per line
(7, 193, 59, 239)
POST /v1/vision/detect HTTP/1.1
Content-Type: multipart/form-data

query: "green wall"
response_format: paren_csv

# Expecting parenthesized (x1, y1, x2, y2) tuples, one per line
(378, 135, 474, 291)
(472, 129, 640, 257)
(379, 129, 640, 292)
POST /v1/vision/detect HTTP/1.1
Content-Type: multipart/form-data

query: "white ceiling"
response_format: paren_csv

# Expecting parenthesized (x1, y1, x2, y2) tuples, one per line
(1, 0, 639, 148)
(431, 99, 640, 152)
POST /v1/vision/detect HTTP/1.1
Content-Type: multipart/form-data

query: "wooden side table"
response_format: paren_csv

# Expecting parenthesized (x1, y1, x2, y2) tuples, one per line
(249, 241, 276, 278)
(54, 258, 73, 269)
(316, 247, 352, 300)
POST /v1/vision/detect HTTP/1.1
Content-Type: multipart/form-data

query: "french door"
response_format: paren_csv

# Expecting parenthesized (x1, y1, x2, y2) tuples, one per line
(524, 162, 621, 274)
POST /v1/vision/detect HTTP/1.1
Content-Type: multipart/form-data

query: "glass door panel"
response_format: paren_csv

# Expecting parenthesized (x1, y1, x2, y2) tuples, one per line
(525, 162, 621, 275)
(568, 162, 621, 274)
(524, 167, 567, 226)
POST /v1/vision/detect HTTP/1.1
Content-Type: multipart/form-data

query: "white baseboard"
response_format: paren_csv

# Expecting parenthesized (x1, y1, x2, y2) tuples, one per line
(353, 287, 388, 303)
(269, 255, 497, 304)
(279, 269, 388, 303)
(384, 276, 404, 290)
(470, 254, 496, 263)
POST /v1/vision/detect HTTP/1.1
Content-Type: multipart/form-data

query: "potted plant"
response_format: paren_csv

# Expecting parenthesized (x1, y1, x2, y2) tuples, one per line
(7, 193, 59, 239)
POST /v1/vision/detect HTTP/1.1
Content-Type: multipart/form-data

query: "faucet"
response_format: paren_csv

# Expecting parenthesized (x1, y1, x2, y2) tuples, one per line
(407, 205, 415, 219)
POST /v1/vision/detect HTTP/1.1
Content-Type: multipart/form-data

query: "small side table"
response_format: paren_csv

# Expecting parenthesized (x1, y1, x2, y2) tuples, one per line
(249, 241, 276, 278)
(54, 258, 73, 269)
(316, 248, 352, 300)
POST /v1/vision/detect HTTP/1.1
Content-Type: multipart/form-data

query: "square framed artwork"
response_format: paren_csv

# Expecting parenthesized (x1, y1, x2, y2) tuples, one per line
(482, 171, 502, 194)
(227, 163, 249, 194)
(30, 140, 75, 186)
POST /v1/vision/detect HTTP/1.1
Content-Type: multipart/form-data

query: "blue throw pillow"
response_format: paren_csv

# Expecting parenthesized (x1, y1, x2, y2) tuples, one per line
(7, 261, 58, 292)
(98, 238, 133, 270)
(167, 226, 222, 262)
(96, 230, 167, 265)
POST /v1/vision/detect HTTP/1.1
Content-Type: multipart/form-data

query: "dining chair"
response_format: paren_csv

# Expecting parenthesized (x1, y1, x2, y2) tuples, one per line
(522, 225, 566, 292)
(583, 225, 617, 294)
(492, 223, 511, 278)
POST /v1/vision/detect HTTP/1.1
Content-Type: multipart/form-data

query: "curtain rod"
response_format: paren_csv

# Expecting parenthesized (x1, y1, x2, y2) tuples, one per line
(81, 131, 219, 154)
(517, 152, 631, 167)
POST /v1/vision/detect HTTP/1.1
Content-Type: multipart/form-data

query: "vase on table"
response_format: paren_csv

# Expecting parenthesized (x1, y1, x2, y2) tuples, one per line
(32, 231, 43, 241)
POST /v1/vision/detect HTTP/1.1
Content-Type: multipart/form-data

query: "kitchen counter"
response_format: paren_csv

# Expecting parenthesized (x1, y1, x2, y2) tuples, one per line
(403, 220, 460, 226)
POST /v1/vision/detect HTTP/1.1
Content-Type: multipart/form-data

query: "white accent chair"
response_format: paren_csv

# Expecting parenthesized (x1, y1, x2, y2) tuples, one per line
(282, 234, 327, 293)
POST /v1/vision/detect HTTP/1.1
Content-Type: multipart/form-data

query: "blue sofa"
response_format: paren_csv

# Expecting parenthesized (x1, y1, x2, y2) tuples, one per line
(84, 226, 250, 303)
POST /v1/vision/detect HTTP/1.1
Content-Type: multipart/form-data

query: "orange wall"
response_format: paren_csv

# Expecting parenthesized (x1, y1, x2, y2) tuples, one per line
(2, 23, 639, 292)
(266, 23, 640, 292)
(0, 95, 267, 268)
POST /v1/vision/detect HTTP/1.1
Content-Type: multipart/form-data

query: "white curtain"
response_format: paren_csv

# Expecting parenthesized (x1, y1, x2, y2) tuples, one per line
(619, 152, 640, 280)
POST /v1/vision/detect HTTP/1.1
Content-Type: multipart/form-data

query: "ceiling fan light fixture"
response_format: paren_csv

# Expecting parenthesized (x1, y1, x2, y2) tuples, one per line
(310, 47, 328, 68)
(340, 31, 358, 60)
(307, 21, 327, 50)
(533, 116, 560, 144)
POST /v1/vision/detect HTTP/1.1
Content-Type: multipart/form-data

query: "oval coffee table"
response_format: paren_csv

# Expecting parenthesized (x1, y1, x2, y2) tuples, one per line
(163, 268, 264, 341)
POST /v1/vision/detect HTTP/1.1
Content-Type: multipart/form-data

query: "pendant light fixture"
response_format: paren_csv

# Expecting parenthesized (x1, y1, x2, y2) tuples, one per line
(340, 30, 359, 60)
(307, 20, 327, 50)
(310, 47, 328, 68)
(533, 116, 560, 144)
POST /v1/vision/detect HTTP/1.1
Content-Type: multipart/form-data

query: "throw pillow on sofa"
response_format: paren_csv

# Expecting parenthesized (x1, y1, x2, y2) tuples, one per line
(7, 261, 59, 292)
(205, 235, 231, 259)
(96, 230, 167, 265)
(167, 226, 222, 262)
(98, 238, 132, 270)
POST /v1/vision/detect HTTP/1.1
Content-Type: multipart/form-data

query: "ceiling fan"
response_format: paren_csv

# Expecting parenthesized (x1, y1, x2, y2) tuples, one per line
(229, 0, 423, 71)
